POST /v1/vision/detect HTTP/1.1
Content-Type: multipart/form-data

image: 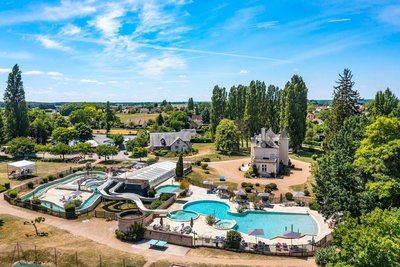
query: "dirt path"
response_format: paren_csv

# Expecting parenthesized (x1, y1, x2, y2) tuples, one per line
(208, 158, 311, 194)
(0, 196, 316, 266)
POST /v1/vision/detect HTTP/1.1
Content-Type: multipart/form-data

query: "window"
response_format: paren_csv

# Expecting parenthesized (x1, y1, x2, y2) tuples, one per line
(261, 165, 267, 173)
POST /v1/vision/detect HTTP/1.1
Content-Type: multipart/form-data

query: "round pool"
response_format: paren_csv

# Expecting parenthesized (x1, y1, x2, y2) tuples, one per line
(213, 219, 236, 230)
(156, 185, 179, 194)
(167, 210, 199, 221)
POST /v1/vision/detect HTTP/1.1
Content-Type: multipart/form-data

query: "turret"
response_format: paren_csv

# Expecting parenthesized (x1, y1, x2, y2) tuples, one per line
(279, 129, 289, 165)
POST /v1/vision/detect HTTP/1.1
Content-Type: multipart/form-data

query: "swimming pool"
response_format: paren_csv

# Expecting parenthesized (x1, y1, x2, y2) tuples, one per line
(168, 210, 199, 221)
(156, 185, 179, 194)
(183, 200, 318, 239)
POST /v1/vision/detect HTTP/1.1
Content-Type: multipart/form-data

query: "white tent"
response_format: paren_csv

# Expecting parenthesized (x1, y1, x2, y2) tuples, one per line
(7, 160, 37, 179)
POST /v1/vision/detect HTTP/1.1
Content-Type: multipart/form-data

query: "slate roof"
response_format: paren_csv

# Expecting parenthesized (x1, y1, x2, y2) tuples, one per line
(150, 131, 193, 147)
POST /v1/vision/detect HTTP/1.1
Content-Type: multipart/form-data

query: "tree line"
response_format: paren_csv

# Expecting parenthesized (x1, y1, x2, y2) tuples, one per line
(210, 75, 308, 151)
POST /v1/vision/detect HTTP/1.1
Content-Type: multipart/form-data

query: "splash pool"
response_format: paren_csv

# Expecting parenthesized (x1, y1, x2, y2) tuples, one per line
(156, 185, 179, 194)
(167, 210, 199, 221)
(183, 200, 318, 239)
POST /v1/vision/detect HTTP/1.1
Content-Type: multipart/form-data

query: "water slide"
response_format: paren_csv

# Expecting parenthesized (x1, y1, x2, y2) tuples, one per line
(98, 180, 168, 214)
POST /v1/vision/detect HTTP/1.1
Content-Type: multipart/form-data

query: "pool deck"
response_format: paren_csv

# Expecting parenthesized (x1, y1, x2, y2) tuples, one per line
(151, 178, 332, 245)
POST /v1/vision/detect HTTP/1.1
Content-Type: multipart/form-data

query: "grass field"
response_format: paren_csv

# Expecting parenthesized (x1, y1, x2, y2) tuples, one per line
(187, 143, 250, 162)
(186, 165, 238, 191)
(0, 215, 146, 266)
(92, 128, 137, 135)
(289, 147, 324, 164)
(116, 113, 159, 123)
(0, 160, 80, 187)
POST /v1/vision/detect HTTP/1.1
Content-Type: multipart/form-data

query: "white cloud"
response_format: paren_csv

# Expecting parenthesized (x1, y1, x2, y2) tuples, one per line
(135, 2, 174, 34)
(36, 36, 70, 51)
(24, 70, 44, 75)
(80, 79, 98, 83)
(90, 4, 125, 37)
(0, 68, 11, 73)
(60, 24, 81, 35)
(378, 5, 400, 28)
(47, 71, 63, 76)
(141, 55, 186, 76)
(239, 69, 248, 74)
(256, 21, 278, 28)
(327, 18, 351, 23)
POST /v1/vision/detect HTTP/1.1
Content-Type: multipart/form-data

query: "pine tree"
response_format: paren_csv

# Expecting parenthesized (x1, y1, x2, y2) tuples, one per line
(3, 64, 29, 140)
(176, 154, 184, 178)
(187, 97, 194, 111)
(369, 88, 398, 117)
(326, 69, 361, 144)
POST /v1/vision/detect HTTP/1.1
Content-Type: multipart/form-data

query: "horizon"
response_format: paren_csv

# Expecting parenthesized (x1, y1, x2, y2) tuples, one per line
(0, 0, 399, 102)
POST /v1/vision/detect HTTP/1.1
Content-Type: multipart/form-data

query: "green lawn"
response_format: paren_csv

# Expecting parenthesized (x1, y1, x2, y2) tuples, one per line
(0, 160, 80, 187)
(189, 143, 250, 162)
(116, 112, 159, 122)
(186, 165, 238, 191)
(289, 146, 324, 164)
(96, 200, 138, 212)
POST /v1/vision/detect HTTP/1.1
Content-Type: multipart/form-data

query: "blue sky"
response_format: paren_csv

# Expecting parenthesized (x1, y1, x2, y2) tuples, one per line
(0, 0, 399, 102)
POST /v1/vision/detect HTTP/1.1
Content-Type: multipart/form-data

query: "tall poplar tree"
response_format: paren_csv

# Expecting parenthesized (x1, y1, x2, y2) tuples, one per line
(266, 85, 281, 132)
(210, 85, 227, 135)
(244, 81, 259, 139)
(104, 101, 113, 136)
(3, 64, 29, 140)
(326, 69, 361, 144)
(187, 97, 194, 111)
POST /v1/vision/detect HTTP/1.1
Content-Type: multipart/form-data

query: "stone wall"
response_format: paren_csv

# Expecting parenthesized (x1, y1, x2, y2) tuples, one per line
(144, 230, 193, 247)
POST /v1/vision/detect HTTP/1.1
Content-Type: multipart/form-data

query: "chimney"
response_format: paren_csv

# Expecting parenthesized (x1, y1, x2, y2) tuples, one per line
(261, 128, 266, 141)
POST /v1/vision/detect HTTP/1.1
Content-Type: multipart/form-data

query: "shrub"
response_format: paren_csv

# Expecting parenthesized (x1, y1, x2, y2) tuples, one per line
(309, 199, 319, 210)
(244, 186, 252, 193)
(206, 214, 216, 225)
(241, 182, 247, 188)
(304, 189, 310, 196)
(72, 199, 82, 208)
(7, 189, 18, 199)
(225, 230, 242, 249)
(47, 175, 55, 181)
(179, 179, 190, 190)
(150, 200, 162, 209)
(255, 183, 260, 187)
(194, 160, 201, 166)
(64, 202, 76, 212)
(160, 193, 171, 202)
(40, 178, 48, 184)
(31, 197, 41, 205)
(115, 222, 145, 242)
(58, 173, 64, 178)
(251, 164, 259, 177)
(202, 157, 210, 162)
(200, 163, 208, 170)
(4, 183, 10, 190)
(204, 171, 210, 174)
(154, 150, 169, 157)
(265, 183, 278, 191)
(27, 181, 34, 189)
(315, 247, 338, 266)
(147, 187, 156, 198)
(311, 154, 318, 160)
(146, 158, 158, 165)
(285, 192, 293, 201)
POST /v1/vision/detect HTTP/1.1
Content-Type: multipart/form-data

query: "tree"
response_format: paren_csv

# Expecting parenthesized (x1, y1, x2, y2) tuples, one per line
(95, 144, 118, 161)
(214, 119, 240, 153)
(50, 143, 71, 160)
(187, 97, 194, 111)
(244, 81, 259, 139)
(126, 129, 149, 151)
(210, 85, 227, 135)
(329, 208, 400, 267)
(35, 143, 51, 159)
(110, 134, 124, 148)
(74, 122, 92, 142)
(176, 154, 184, 178)
(5, 137, 36, 158)
(165, 110, 189, 131)
(283, 75, 308, 152)
(265, 85, 281, 133)
(225, 230, 242, 249)
(69, 109, 91, 125)
(24, 217, 46, 237)
(132, 147, 148, 161)
(52, 113, 69, 128)
(155, 113, 164, 126)
(313, 115, 369, 220)
(369, 88, 399, 118)
(51, 127, 78, 144)
(354, 116, 400, 209)
(73, 142, 93, 158)
(326, 69, 361, 144)
(104, 101, 114, 136)
(3, 64, 29, 140)
(201, 107, 210, 124)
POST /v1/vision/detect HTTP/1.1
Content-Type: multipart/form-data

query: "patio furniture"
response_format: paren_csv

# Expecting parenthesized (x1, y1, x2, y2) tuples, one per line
(147, 239, 168, 249)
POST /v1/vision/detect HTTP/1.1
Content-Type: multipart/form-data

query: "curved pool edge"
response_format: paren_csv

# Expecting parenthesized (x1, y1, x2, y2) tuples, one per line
(167, 209, 200, 222)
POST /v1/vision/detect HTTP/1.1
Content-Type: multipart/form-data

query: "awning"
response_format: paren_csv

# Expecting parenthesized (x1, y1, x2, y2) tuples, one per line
(8, 160, 36, 169)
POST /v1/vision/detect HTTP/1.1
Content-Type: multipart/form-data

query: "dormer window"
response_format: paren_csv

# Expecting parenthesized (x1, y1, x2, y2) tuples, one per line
(160, 138, 166, 146)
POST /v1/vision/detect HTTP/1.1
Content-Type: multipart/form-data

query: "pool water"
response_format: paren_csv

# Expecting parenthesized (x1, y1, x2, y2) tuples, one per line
(168, 210, 199, 221)
(156, 185, 179, 194)
(214, 220, 236, 229)
(183, 200, 318, 239)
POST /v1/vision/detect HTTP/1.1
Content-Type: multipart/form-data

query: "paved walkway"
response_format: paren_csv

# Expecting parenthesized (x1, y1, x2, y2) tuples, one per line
(0, 194, 316, 266)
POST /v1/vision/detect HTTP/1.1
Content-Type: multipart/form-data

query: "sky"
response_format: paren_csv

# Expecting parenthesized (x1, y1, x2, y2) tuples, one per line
(0, 0, 399, 102)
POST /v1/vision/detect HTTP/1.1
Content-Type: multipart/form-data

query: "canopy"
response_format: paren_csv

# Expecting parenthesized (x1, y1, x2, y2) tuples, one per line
(248, 229, 264, 236)
(234, 190, 246, 196)
(292, 191, 305, 197)
(8, 160, 36, 169)
(257, 192, 270, 197)
(217, 185, 228, 190)
(282, 230, 303, 239)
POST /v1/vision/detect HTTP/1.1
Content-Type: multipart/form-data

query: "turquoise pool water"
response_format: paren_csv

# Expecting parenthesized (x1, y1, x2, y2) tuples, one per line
(156, 185, 179, 194)
(168, 210, 199, 221)
(183, 200, 318, 239)
(21, 171, 107, 212)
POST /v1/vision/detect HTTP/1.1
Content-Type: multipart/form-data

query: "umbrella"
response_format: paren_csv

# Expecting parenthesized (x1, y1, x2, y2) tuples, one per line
(257, 192, 270, 197)
(292, 191, 305, 197)
(248, 229, 264, 243)
(219, 175, 225, 181)
(234, 190, 246, 196)
(217, 185, 228, 190)
(282, 224, 303, 246)
(190, 217, 194, 228)
(159, 217, 164, 226)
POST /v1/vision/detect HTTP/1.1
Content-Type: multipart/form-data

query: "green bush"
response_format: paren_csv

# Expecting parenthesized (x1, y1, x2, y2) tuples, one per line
(31, 197, 41, 205)
(204, 170, 210, 174)
(194, 160, 201, 166)
(304, 189, 310, 196)
(47, 175, 55, 181)
(241, 182, 253, 189)
(311, 154, 318, 160)
(7, 189, 18, 199)
(160, 193, 171, 202)
(27, 181, 34, 189)
(72, 199, 82, 208)
(202, 157, 210, 162)
(225, 230, 242, 249)
(309, 199, 319, 210)
(244, 186, 252, 193)
(265, 183, 278, 191)
(146, 158, 158, 165)
(201, 163, 208, 170)
(255, 183, 260, 187)
(315, 247, 338, 265)
(150, 200, 162, 209)
(154, 150, 169, 157)
(115, 222, 145, 242)
(285, 192, 293, 201)
(40, 178, 48, 184)
(64, 202, 76, 212)
(58, 173, 64, 178)
(206, 214, 216, 225)
(4, 183, 10, 190)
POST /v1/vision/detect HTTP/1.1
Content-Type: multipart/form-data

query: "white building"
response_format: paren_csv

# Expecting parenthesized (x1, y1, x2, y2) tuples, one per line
(250, 128, 289, 177)
(149, 131, 195, 152)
